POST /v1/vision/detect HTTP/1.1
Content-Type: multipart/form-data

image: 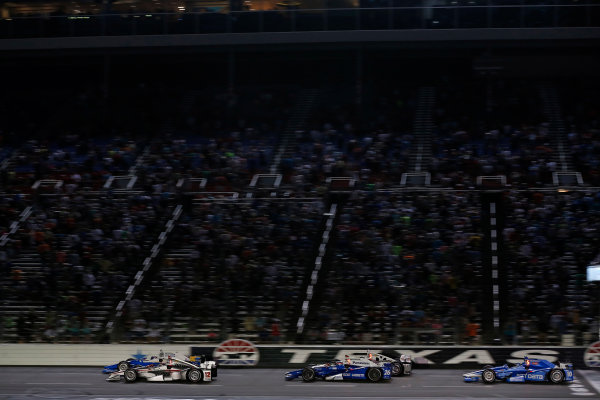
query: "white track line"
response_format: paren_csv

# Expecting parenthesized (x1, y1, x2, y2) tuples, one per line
(423, 385, 483, 388)
(26, 382, 92, 385)
(578, 370, 600, 394)
(285, 384, 357, 387)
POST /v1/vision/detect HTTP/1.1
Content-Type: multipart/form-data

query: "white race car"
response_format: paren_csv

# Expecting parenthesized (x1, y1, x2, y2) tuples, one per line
(106, 354, 217, 383)
(356, 352, 412, 376)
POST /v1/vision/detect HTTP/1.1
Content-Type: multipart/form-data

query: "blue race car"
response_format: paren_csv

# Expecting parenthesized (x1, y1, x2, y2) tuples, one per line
(285, 357, 392, 382)
(463, 357, 574, 384)
(102, 356, 161, 374)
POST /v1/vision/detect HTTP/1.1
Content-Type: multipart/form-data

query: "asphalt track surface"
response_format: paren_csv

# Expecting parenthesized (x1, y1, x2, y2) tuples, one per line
(0, 367, 599, 400)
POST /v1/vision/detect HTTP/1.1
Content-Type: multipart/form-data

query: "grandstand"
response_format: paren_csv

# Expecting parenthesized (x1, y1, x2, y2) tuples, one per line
(0, 0, 599, 347)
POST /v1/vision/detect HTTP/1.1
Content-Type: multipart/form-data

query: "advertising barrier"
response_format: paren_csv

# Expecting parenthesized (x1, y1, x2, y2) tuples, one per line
(0, 342, 597, 369)
(190, 344, 596, 370)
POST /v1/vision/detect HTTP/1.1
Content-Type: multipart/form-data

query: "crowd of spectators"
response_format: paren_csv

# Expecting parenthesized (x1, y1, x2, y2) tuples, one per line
(0, 190, 174, 343)
(305, 190, 483, 344)
(502, 189, 600, 345)
(559, 79, 600, 187)
(278, 84, 416, 193)
(430, 79, 560, 188)
(0, 77, 599, 345)
(118, 198, 324, 343)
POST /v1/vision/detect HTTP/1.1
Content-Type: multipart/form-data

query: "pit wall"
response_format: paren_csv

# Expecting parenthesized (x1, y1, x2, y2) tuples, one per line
(0, 343, 596, 369)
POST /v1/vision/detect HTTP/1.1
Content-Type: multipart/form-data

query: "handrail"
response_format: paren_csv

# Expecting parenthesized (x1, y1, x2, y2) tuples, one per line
(3, 3, 600, 19)
(1, 4, 598, 39)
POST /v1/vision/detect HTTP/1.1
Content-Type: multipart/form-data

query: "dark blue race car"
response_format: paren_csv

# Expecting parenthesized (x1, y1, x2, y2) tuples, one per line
(285, 357, 392, 382)
(102, 356, 161, 374)
(463, 357, 574, 384)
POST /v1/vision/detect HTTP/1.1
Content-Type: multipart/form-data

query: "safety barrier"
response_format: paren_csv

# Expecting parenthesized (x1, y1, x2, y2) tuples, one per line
(0, 343, 595, 369)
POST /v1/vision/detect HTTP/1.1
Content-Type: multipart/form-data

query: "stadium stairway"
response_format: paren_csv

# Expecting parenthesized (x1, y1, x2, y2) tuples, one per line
(293, 200, 340, 343)
(270, 88, 320, 174)
(539, 83, 574, 173)
(409, 86, 435, 173)
(128, 145, 150, 177)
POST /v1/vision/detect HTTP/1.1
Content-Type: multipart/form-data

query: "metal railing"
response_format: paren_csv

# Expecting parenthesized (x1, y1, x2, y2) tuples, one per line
(0, 4, 599, 39)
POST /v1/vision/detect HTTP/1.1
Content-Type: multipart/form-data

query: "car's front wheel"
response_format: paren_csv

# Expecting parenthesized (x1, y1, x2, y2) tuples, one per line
(367, 367, 382, 382)
(187, 368, 203, 383)
(391, 362, 403, 376)
(549, 369, 565, 384)
(124, 369, 137, 383)
(302, 367, 316, 382)
(482, 369, 496, 384)
(117, 361, 130, 372)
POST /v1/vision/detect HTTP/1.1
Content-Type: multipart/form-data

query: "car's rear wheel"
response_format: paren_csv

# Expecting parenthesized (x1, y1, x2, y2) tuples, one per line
(187, 368, 202, 383)
(117, 361, 130, 372)
(124, 369, 137, 383)
(549, 368, 565, 384)
(302, 367, 316, 382)
(367, 367, 382, 382)
(391, 362, 403, 376)
(482, 369, 496, 384)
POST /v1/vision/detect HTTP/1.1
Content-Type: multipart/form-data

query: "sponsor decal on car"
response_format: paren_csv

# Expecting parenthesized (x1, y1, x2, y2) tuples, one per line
(213, 338, 260, 366)
(343, 372, 365, 378)
(525, 373, 544, 381)
(565, 370, 574, 379)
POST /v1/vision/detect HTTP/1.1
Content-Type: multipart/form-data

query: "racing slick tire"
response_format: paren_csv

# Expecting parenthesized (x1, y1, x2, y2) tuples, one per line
(391, 362, 403, 376)
(187, 368, 203, 383)
(117, 361, 130, 372)
(482, 369, 496, 384)
(124, 369, 138, 383)
(367, 367, 383, 382)
(301, 367, 316, 382)
(549, 368, 565, 384)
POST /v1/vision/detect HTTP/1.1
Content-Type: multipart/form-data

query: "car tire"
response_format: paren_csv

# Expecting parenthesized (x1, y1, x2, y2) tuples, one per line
(302, 367, 316, 382)
(549, 368, 565, 384)
(482, 369, 496, 384)
(117, 361, 130, 372)
(391, 362, 403, 376)
(187, 368, 202, 383)
(367, 367, 382, 382)
(124, 369, 137, 383)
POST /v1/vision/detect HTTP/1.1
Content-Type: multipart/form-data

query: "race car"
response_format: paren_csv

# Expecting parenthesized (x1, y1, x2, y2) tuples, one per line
(102, 355, 160, 374)
(103, 350, 212, 374)
(356, 351, 412, 376)
(106, 354, 217, 383)
(284, 356, 392, 382)
(463, 357, 574, 384)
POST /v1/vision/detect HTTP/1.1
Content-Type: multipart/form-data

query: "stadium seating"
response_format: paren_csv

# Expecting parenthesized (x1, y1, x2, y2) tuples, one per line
(0, 77, 598, 346)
